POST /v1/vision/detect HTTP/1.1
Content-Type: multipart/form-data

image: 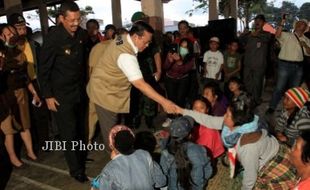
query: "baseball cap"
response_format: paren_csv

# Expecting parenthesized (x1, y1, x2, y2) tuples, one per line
(170, 116, 195, 139)
(104, 24, 116, 32)
(131, 11, 148, 23)
(8, 13, 26, 25)
(209, 36, 220, 43)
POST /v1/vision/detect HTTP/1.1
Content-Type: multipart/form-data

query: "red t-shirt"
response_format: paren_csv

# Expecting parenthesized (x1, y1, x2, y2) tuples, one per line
(191, 125, 225, 159)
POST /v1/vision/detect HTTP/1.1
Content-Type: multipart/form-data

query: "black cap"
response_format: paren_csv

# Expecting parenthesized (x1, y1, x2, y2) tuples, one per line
(105, 24, 116, 32)
(254, 14, 266, 22)
(8, 13, 26, 25)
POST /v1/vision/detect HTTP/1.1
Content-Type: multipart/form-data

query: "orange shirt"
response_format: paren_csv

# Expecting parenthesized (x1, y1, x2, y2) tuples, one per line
(294, 178, 310, 190)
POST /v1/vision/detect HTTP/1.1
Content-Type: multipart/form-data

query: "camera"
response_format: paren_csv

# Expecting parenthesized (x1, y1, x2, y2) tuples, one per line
(168, 43, 178, 53)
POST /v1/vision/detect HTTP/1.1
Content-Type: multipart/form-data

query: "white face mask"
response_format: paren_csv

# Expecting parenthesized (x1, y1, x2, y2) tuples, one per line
(4, 35, 19, 48)
(179, 47, 189, 58)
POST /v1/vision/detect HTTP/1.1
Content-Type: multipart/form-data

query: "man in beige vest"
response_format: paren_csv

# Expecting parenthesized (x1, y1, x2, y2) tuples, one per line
(87, 21, 177, 150)
(87, 39, 112, 144)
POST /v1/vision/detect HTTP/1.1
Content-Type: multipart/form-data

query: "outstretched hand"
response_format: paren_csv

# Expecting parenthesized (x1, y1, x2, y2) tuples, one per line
(174, 105, 184, 115)
(161, 99, 178, 114)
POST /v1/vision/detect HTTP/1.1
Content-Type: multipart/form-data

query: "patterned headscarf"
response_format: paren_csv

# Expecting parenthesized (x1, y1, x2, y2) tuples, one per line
(108, 125, 135, 150)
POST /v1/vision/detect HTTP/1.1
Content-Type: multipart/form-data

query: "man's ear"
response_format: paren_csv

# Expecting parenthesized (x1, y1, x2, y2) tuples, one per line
(131, 33, 139, 45)
(59, 15, 65, 23)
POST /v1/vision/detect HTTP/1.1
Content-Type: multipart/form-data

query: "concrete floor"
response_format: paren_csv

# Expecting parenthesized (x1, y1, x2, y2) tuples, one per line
(5, 80, 278, 190)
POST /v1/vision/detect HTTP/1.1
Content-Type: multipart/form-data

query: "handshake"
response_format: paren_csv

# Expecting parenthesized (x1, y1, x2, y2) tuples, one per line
(161, 99, 184, 115)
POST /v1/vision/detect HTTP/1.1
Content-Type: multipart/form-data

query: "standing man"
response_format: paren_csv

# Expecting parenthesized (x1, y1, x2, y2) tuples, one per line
(38, 1, 88, 183)
(266, 19, 310, 114)
(85, 19, 103, 54)
(240, 14, 271, 106)
(87, 21, 177, 149)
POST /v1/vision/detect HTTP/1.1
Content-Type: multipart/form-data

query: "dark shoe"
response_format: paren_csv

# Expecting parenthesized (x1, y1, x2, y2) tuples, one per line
(86, 158, 94, 162)
(265, 108, 275, 115)
(73, 173, 89, 183)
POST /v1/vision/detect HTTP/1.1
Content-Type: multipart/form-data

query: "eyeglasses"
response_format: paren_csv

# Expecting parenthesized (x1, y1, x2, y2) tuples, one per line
(64, 17, 81, 25)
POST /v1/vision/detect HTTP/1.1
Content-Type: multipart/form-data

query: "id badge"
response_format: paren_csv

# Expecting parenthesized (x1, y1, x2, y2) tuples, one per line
(257, 42, 261, 48)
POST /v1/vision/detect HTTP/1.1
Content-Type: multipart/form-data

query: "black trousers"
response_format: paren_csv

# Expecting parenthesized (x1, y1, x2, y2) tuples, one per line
(165, 75, 190, 107)
(28, 79, 50, 151)
(52, 101, 86, 177)
(0, 132, 12, 189)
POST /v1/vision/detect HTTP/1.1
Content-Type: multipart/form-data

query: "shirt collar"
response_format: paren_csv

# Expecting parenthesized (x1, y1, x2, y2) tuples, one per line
(112, 153, 122, 160)
(126, 34, 138, 54)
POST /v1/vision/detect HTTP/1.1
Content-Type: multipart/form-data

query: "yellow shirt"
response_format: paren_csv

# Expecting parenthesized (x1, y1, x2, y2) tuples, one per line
(23, 41, 36, 80)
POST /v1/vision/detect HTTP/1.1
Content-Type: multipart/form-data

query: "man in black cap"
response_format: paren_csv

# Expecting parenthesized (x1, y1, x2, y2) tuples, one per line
(38, 1, 88, 183)
(102, 24, 116, 41)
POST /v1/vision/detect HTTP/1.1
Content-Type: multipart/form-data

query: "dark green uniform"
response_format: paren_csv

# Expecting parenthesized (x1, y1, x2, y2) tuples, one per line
(127, 42, 162, 128)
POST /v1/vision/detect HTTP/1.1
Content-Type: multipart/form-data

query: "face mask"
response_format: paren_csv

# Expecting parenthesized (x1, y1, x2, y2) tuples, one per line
(179, 47, 189, 58)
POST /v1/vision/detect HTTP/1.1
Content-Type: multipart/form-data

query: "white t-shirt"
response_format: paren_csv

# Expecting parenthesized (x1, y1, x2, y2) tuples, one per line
(117, 35, 143, 82)
(203, 50, 224, 79)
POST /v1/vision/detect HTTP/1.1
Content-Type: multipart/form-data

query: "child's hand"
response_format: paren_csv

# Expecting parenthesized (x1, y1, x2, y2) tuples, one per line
(175, 105, 184, 114)
(276, 133, 287, 142)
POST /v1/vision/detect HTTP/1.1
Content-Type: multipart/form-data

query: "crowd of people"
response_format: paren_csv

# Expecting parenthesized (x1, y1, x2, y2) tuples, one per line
(1, 0, 310, 190)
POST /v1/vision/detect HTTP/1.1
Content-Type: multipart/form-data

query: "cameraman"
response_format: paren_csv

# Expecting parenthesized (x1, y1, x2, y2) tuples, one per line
(162, 38, 194, 127)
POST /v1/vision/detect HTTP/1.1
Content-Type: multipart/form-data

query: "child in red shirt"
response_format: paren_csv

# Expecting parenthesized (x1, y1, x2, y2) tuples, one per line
(191, 96, 225, 159)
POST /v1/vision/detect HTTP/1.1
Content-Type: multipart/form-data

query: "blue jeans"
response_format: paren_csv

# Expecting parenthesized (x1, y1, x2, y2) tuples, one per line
(269, 60, 303, 109)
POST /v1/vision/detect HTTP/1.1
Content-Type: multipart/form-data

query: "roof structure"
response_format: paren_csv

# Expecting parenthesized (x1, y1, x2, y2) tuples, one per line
(135, 0, 172, 3)
(0, 0, 63, 15)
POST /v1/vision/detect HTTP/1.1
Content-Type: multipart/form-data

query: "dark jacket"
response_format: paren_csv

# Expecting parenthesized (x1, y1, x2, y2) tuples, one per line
(38, 25, 87, 103)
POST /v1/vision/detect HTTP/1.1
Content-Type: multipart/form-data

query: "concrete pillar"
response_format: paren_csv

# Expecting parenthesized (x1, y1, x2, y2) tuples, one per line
(140, 0, 164, 32)
(4, 0, 23, 19)
(230, 0, 238, 19)
(111, 0, 122, 28)
(38, 2, 49, 36)
(209, 0, 218, 21)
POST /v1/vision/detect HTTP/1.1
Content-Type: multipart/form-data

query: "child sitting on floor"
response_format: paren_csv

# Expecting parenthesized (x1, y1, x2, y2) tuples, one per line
(275, 87, 310, 147)
(202, 82, 228, 116)
(160, 116, 213, 190)
(91, 125, 166, 190)
(191, 96, 225, 160)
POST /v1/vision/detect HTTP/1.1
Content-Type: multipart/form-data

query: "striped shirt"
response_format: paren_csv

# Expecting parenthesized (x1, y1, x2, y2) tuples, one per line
(275, 106, 310, 146)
